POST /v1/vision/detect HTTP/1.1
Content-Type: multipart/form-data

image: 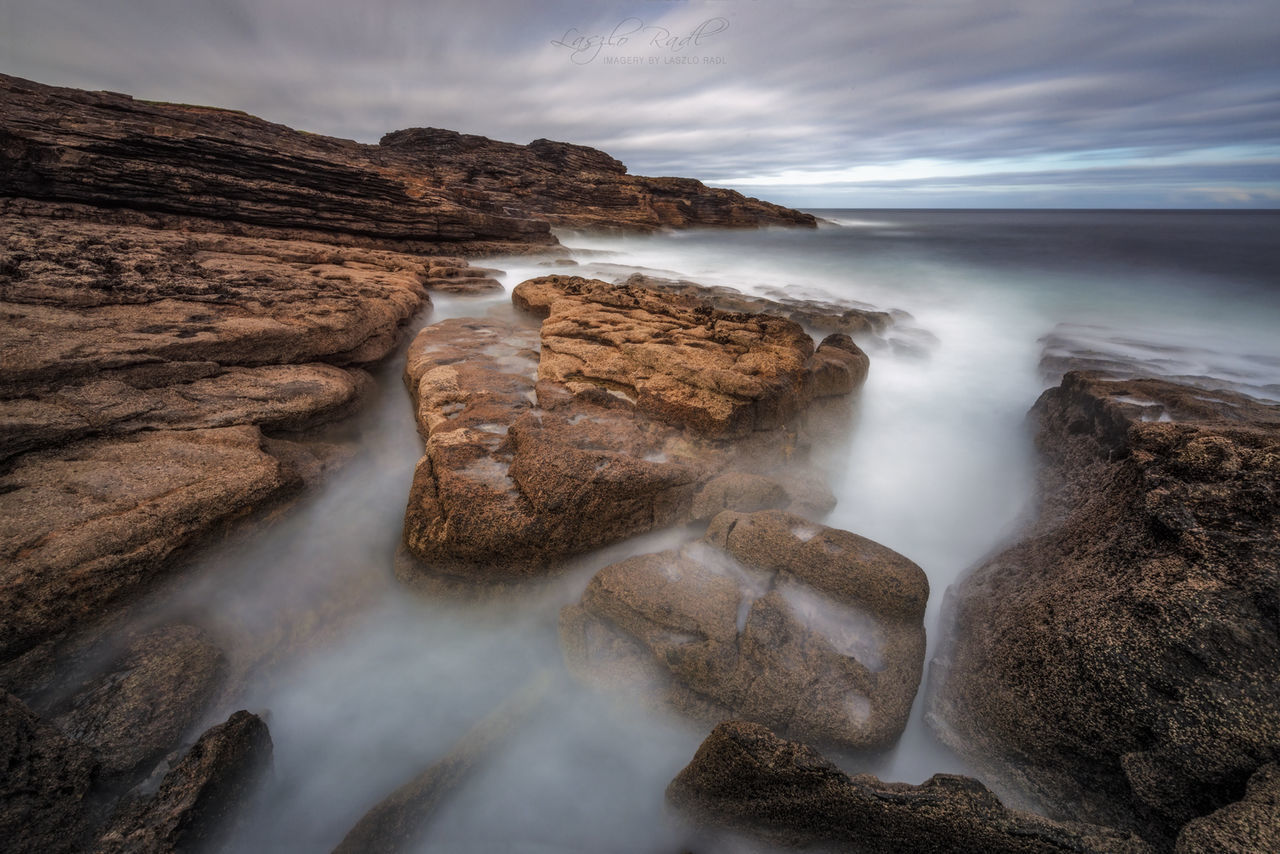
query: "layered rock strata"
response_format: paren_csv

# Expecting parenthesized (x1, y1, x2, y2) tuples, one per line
(0, 216, 437, 684)
(2, 74, 814, 253)
(560, 510, 928, 750)
(399, 279, 869, 580)
(929, 372, 1280, 844)
(667, 720, 1155, 853)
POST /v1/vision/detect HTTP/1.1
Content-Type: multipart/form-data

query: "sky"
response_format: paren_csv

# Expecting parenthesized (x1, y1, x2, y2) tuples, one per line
(2, 0, 1278, 208)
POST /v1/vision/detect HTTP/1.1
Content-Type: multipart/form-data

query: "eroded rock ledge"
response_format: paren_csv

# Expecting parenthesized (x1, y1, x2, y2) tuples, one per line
(929, 371, 1280, 846)
(398, 277, 869, 581)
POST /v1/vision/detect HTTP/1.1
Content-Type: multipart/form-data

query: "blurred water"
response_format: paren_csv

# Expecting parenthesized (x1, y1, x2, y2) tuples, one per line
(138, 211, 1280, 851)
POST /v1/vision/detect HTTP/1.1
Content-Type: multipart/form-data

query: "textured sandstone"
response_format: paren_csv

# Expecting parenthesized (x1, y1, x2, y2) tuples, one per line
(401, 281, 868, 580)
(929, 372, 1280, 844)
(1175, 763, 1280, 854)
(667, 720, 1154, 853)
(561, 511, 928, 750)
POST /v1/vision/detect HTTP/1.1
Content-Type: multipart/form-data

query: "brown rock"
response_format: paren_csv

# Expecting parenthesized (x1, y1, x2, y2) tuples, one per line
(1, 691, 97, 854)
(1176, 763, 1280, 853)
(561, 511, 928, 750)
(96, 710, 273, 854)
(0, 427, 295, 666)
(53, 625, 226, 781)
(929, 372, 1280, 843)
(514, 276, 820, 438)
(666, 720, 1154, 853)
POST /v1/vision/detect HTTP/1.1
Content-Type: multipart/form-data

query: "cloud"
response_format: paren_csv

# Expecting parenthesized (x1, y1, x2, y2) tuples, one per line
(2, 0, 1277, 207)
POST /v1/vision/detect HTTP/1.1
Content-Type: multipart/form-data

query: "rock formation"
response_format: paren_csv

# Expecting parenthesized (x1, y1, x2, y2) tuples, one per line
(399, 279, 868, 581)
(929, 371, 1280, 845)
(96, 710, 273, 854)
(667, 720, 1155, 853)
(561, 510, 928, 751)
(2, 73, 814, 254)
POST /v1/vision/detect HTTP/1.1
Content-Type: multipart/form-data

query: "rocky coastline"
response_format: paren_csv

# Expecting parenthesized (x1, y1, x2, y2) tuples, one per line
(2, 74, 1277, 853)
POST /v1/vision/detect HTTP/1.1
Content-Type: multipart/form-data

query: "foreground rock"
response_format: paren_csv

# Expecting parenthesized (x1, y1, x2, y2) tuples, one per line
(1175, 763, 1280, 853)
(52, 626, 226, 783)
(667, 720, 1154, 853)
(400, 280, 866, 581)
(1, 692, 97, 854)
(96, 710, 273, 854)
(929, 372, 1280, 844)
(561, 510, 927, 750)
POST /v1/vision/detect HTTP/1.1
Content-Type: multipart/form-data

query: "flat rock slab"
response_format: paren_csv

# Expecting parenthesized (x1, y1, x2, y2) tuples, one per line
(560, 510, 928, 751)
(929, 372, 1280, 843)
(0, 427, 293, 666)
(667, 720, 1154, 853)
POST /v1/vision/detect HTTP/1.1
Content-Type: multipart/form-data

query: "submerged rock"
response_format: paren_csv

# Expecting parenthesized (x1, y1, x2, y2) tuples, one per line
(96, 710, 273, 854)
(560, 510, 927, 750)
(0, 691, 97, 854)
(667, 720, 1155, 853)
(929, 372, 1280, 843)
(331, 673, 550, 854)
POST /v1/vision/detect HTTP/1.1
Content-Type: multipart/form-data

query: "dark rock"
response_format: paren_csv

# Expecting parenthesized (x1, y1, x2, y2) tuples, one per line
(1176, 763, 1280, 853)
(929, 372, 1280, 842)
(0, 691, 97, 854)
(666, 720, 1155, 853)
(53, 625, 226, 781)
(96, 710, 272, 854)
(560, 510, 928, 750)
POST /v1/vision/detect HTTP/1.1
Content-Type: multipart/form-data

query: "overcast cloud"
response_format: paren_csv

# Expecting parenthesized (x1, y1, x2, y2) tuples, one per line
(2, 0, 1277, 207)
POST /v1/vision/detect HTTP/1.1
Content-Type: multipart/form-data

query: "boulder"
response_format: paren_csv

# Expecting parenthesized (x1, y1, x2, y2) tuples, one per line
(929, 372, 1280, 843)
(0, 691, 97, 854)
(53, 625, 226, 781)
(667, 720, 1155, 853)
(560, 510, 928, 750)
(1176, 763, 1280, 853)
(96, 710, 273, 854)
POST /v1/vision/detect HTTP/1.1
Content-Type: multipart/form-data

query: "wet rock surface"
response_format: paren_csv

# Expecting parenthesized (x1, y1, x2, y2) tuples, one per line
(560, 510, 927, 750)
(96, 710, 273, 854)
(400, 280, 866, 581)
(1, 691, 98, 854)
(929, 371, 1280, 844)
(667, 720, 1155, 853)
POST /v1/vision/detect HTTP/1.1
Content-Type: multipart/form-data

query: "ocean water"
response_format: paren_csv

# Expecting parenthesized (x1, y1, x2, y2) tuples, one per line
(130, 210, 1279, 852)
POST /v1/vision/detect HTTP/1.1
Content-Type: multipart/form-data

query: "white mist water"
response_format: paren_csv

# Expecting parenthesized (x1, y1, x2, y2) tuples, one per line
(98, 212, 1278, 851)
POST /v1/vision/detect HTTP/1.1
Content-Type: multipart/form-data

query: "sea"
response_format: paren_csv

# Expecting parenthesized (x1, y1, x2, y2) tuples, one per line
(115, 210, 1280, 852)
